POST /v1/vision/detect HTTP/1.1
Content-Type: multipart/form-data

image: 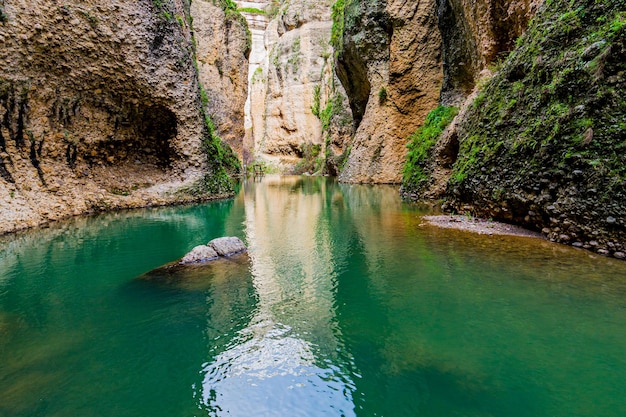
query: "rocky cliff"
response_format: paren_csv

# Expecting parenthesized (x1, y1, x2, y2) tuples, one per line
(441, 0, 626, 259)
(192, 0, 250, 156)
(334, 0, 542, 184)
(397, 0, 626, 258)
(336, 0, 443, 184)
(240, 0, 353, 173)
(0, 0, 244, 234)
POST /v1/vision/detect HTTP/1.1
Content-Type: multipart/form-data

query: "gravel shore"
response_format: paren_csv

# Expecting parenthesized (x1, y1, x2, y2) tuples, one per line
(422, 215, 544, 239)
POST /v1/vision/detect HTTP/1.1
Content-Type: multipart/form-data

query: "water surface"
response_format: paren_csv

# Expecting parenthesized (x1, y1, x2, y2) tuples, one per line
(1, 176, 625, 416)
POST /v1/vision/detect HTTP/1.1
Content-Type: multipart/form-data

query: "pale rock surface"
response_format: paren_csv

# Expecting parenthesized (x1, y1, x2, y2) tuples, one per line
(181, 245, 219, 264)
(192, 0, 249, 156)
(209, 236, 247, 256)
(243, 0, 335, 170)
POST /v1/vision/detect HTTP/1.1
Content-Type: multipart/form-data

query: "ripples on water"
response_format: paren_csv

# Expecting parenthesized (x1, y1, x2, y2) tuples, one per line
(0, 176, 625, 416)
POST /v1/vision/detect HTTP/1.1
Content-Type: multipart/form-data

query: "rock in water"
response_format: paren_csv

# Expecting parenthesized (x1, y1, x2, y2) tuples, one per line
(209, 237, 247, 256)
(181, 245, 219, 264)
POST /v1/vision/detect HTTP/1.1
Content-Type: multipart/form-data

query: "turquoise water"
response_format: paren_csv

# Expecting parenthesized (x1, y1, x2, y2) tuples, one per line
(1, 176, 626, 417)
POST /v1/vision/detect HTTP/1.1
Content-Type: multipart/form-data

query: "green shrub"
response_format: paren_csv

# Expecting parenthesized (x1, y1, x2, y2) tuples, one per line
(293, 143, 323, 174)
(237, 7, 265, 15)
(378, 86, 387, 104)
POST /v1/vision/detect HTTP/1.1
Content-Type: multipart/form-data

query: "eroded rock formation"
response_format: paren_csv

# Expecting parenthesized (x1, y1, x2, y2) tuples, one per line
(337, 0, 443, 184)
(192, 0, 250, 156)
(239, 0, 353, 173)
(0, 0, 245, 234)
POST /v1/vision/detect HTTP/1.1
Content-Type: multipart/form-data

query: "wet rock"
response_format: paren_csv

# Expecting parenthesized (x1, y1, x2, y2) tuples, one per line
(181, 245, 219, 264)
(209, 237, 247, 257)
(142, 236, 248, 281)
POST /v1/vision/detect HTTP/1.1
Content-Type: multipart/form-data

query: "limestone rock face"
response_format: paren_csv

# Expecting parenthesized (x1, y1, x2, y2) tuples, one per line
(0, 0, 243, 234)
(237, 0, 271, 164)
(246, 0, 336, 170)
(192, 0, 249, 156)
(438, 0, 542, 104)
(336, 0, 541, 184)
(338, 0, 443, 184)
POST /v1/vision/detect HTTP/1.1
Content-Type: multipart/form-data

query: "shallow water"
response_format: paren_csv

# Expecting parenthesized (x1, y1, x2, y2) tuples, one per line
(1, 176, 625, 416)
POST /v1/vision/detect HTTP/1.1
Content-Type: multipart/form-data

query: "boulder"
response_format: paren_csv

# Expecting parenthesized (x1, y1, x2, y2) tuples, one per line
(209, 237, 247, 256)
(181, 245, 219, 264)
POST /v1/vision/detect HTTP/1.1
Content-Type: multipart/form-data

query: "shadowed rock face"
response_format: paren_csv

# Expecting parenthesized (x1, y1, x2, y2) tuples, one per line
(437, 0, 541, 104)
(0, 0, 245, 234)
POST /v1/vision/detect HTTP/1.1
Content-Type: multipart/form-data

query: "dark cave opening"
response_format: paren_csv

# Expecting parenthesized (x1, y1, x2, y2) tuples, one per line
(82, 103, 178, 169)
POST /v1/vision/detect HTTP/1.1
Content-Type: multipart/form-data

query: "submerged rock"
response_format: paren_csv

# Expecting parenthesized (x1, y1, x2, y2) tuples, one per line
(140, 237, 248, 284)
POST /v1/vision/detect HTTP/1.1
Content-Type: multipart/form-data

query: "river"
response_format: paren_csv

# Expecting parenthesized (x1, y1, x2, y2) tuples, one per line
(1, 176, 625, 416)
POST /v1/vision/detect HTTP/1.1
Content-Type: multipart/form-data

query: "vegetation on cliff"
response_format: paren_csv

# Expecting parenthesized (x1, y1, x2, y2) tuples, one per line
(442, 0, 626, 257)
(402, 105, 458, 193)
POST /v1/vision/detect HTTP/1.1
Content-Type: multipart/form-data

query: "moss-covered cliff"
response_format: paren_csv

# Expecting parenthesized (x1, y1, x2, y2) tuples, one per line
(443, 0, 626, 258)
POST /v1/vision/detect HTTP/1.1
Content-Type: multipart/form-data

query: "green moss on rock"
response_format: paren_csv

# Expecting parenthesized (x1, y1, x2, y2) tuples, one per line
(401, 105, 458, 194)
(446, 0, 626, 256)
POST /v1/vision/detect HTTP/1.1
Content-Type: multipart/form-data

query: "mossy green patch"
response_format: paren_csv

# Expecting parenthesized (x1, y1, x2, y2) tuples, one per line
(402, 106, 458, 191)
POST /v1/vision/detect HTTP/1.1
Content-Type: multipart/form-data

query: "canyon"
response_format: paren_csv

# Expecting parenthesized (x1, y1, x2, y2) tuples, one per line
(0, 0, 624, 258)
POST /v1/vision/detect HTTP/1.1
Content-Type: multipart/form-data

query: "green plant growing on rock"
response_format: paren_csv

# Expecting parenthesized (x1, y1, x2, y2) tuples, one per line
(237, 7, 265, 15)
(176, 14, 185, 27)
(287, 37, 302, 73)
(402, 105, 458, 190)
(293, 143, 323, 175)
(311, 84, 321, 117)
(330, 0, 345, 53)
(0, 7, 7, 23)
(251, 67, 264, 84)
(378, 86, 387, 104)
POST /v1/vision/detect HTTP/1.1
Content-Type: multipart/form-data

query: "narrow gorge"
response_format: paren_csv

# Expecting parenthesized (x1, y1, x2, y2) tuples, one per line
(2, 1, 626, 415)
(1, 0, 625, 258)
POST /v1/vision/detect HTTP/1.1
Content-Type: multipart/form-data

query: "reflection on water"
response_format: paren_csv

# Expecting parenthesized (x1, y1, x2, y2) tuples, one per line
(200, 176, 357, 416)
(1, 176, 626, 417)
